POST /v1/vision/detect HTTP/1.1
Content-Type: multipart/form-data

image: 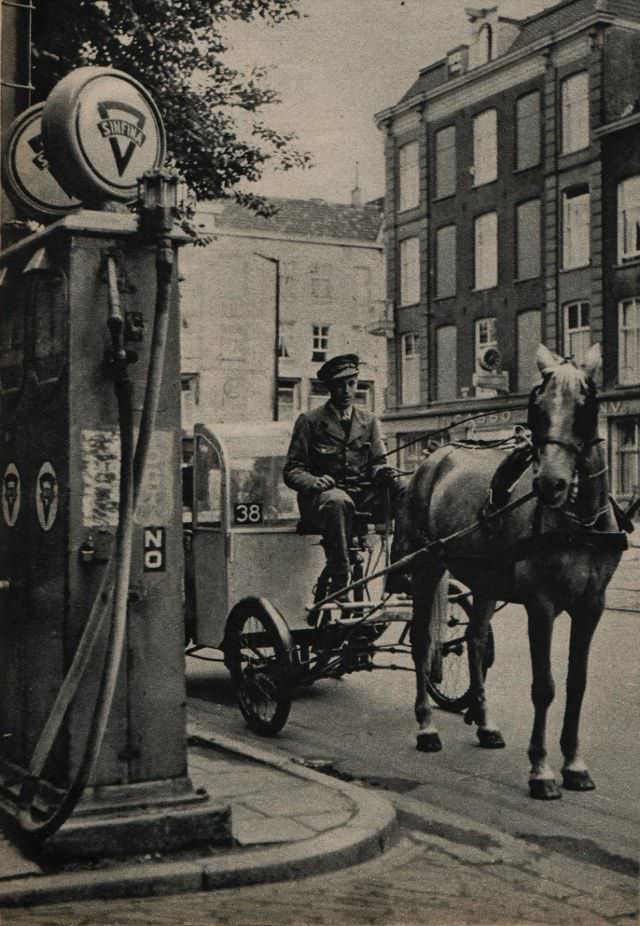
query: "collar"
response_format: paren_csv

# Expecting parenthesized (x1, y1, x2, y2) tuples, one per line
(329, 402, 353, 421)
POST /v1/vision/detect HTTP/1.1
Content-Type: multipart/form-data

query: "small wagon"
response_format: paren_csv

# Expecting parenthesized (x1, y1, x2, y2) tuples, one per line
(184, 422, 493, 735)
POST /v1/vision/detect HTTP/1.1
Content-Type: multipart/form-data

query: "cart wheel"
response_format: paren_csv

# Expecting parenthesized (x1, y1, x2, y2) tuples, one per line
(426, 586, 494, 713)
(223, 597, 293, 736)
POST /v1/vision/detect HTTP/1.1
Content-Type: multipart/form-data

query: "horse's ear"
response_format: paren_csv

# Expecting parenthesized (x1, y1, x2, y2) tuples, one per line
(536, 344, 560, 373)
(582, 343, 602, 380)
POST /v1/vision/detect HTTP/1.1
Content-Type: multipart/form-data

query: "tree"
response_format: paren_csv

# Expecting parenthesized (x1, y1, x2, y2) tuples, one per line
(31, 0, 312, 212)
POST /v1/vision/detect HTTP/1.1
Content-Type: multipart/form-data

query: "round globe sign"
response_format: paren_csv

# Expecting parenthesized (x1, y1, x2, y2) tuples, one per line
(42, 67, 166, 204)
(2, 103, 82, 222)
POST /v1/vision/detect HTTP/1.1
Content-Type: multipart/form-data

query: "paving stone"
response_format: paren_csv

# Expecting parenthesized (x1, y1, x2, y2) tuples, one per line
(241, 782, 350, 817)
(232, 816, 317, 846)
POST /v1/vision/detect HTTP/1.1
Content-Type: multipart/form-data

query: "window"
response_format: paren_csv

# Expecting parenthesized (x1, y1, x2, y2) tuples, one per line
(516, 199, 541, 280)
(561, 72, 589, 154)
(399, 141, 419, 212)
(474, 212, 498, 290)
(277, 379, 300, 420)
(562, 187, 590, 269)
(618, 176, 640, 262)
(475, 317, 497, 372)
(309, 381, 327, 409)
(612, 418, 640, 500)
(310, 265, 331, 299)
(436, 325, 457, 402)
(517, 309, 542, 391)
(399, 237, 420, 306)
(401, 332, 420, 405)
(311, 324, 329, 362)
(435, 126, 456, 198)
(516, 91, 541, 171)
(435, 225, 457, 299)
(619, 298, 640, 384)
(472, 109, 497, 186)
(563, 301, 591, 366)
(355, 381, 373, 410)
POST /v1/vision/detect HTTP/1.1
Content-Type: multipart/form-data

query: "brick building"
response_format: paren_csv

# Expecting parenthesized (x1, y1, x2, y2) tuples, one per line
(179, 196, 386, 433)
(374, 0, 640, 501)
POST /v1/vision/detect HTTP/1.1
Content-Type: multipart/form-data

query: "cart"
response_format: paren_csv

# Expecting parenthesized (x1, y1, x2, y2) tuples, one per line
(184, 422, 493, 736)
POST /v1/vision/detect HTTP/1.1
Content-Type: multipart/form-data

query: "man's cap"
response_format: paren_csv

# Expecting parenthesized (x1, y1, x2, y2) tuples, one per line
(317, 353, 360, 384)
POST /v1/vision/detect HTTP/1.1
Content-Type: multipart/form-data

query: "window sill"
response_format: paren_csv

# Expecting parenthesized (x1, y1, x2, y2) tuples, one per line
(559, 263, 591, 273)
(472, 178, 498, 189)
(513, 274, 541, 284)
(614, 257, 640, 271)
(432, 192, 456, 204)
(433, 293, 457, 302)
(472, 286, 498, 293)
(513, 162, 541, 175)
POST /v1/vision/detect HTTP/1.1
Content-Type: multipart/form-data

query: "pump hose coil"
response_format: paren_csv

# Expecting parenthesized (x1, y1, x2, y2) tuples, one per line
(18, 241, 174, 839)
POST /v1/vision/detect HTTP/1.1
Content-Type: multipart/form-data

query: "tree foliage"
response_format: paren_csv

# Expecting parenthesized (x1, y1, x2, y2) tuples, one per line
(31, 0, 312, 210)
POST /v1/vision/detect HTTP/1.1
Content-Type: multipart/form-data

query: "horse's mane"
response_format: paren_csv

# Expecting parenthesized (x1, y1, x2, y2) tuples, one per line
(538, 360, 589, 404)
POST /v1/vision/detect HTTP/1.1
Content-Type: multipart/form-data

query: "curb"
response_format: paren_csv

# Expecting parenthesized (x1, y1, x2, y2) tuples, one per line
(0, 726, 398, 908)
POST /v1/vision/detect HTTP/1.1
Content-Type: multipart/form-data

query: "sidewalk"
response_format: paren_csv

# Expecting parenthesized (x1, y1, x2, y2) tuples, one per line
(0, 722, 398, 909)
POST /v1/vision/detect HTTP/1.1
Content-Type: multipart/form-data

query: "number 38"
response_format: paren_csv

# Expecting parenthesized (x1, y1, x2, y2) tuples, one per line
(235, 503, 262, 524)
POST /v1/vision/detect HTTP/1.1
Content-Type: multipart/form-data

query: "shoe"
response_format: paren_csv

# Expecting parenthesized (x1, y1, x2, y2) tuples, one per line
(384, 569, 412, 596)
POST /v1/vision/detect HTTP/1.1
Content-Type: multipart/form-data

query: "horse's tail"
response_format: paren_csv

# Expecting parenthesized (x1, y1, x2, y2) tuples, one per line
(410, 446, 458, 548)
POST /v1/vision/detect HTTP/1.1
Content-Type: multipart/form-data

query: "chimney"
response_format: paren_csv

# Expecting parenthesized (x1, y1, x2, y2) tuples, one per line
(351, 161, 363, 208)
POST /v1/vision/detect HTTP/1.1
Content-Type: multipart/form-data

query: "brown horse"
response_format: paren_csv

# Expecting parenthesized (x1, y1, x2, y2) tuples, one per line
(406, 344, 627, 799)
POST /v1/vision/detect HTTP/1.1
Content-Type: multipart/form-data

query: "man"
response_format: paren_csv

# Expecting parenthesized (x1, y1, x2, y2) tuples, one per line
(283, 354, 410, 598)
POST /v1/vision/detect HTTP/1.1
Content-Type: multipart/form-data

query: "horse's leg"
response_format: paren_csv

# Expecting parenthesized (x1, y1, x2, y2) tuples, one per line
(526, 599, 561, 800)
(411, 562, 445, 753)
(560, 595, 603, 792)
(465, 595, 505, 749)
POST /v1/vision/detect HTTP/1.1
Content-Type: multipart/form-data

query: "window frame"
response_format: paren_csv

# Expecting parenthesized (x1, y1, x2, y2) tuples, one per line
(516, 198, 542, 281)
(561, 71, 590, 155)
(617, 176, 640, 263)
(277, 378, 301, 420)
(435, 324, 457, 402)
(435, 224, 457, 299)
(400, 331, 421, 406)
(434, 125, 456, 199)
(611, 417, 640, 502)
(516, 308, 542, 392)
(563, 300, 591, 366)
(398, 140, 420, 212)
(472, 108, 498, 187)
(474, 211, 498, 290)
(474, 316, 498, 373)
(399, 236, 421, 306)
(515, 90, 541, 171)
(562, 186, 590, 270)
(619, 297, 640, 385)
(311, 323, 330, 362)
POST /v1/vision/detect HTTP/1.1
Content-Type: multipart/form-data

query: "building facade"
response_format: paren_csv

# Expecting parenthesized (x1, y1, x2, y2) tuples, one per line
(375, 0, 640, 500)
(178, 196, 386, 434)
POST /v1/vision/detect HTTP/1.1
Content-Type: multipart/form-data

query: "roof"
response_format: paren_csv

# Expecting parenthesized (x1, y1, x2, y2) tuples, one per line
(211, 197, 384, 242)
(398, 0, 640, 106)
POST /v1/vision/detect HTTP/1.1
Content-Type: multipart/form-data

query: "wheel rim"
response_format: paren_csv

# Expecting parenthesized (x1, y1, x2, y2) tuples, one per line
(235, 614, 285, 724)
(431, 600, 471, 705)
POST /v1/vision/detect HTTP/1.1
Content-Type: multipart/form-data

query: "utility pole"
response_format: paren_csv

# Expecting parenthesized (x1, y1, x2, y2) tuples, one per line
(254, 252, 281, 421)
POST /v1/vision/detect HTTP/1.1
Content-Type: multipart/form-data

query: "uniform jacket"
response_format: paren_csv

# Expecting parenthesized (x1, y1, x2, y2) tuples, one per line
(283, 402, 387, 496)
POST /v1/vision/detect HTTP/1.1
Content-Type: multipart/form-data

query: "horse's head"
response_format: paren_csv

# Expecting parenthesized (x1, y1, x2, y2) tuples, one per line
(528, 344, 601, 509)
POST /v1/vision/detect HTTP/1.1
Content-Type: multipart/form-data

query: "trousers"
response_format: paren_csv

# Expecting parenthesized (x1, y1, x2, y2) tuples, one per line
(303, 476, 411, 580)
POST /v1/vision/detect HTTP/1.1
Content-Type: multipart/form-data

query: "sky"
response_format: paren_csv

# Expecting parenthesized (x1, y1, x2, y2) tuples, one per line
(224, 0, 559, 204)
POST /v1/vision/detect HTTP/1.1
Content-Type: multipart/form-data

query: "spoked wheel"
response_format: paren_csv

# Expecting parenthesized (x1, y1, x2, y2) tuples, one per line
(426, 584, 495, 713)
(223, 597, 294, 736)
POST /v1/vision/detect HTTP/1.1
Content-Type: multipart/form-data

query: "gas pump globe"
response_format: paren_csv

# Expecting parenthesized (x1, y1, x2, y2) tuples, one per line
(0, 68, 229, 856)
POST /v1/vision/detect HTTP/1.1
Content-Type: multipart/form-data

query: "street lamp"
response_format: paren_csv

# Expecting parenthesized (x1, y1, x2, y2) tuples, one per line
(254, 252, 281, 422)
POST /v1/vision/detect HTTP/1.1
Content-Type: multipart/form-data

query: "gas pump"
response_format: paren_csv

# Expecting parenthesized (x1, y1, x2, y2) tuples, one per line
(0, 67, 228, 856)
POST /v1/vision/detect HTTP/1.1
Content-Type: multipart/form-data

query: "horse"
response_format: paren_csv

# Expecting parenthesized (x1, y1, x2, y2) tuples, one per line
(404, 344, 627, 799)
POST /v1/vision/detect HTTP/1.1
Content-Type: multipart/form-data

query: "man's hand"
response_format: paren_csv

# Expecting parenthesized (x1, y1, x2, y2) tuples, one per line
(312, 475, 336, 491)
(374, 465, 397, 484)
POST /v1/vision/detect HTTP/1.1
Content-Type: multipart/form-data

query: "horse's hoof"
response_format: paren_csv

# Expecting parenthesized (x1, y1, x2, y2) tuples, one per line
(562, 769, 595, 792)
(529, 778, 562, 800)
(417, 732, 442, 753)
(477, 729, 506, 749)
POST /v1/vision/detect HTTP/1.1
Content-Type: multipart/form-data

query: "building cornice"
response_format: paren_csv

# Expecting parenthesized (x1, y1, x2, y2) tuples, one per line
(595, 110, 640, 138)
(374, 11, 615, 129)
